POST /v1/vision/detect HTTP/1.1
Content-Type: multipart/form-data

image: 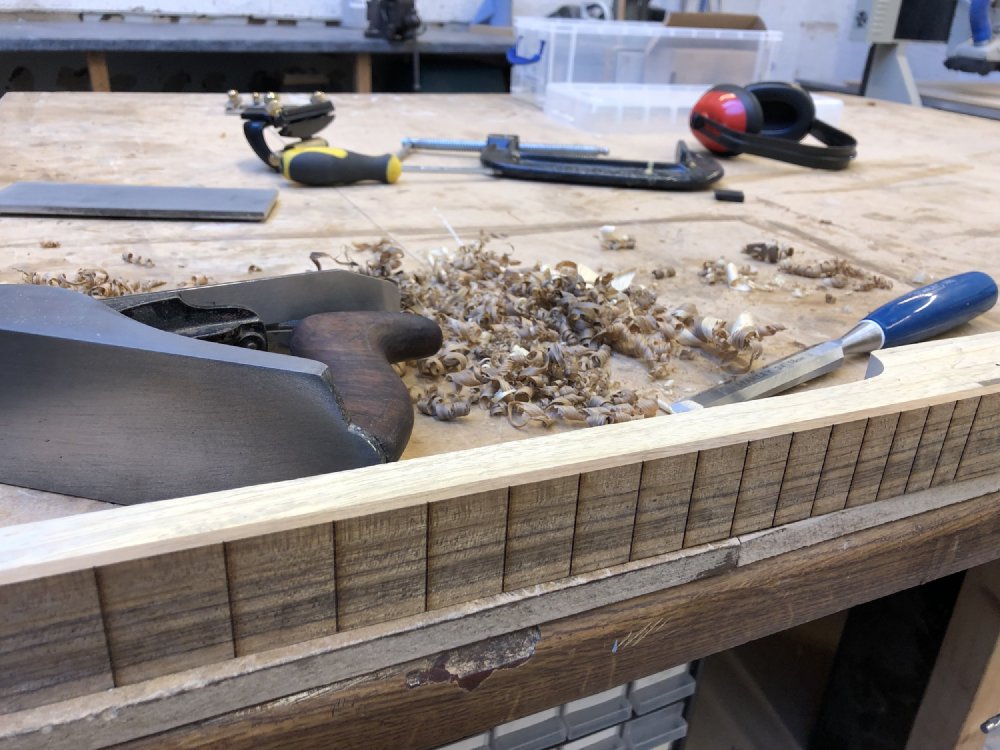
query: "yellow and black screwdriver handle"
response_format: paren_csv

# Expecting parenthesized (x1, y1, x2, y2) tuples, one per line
(281, 146, 402, 187)
(240, 96, 401, 187)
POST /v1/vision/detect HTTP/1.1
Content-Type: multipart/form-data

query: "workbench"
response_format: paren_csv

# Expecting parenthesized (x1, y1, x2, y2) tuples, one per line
(2, 90, 1000, 749)
(0, 21, 513, 92)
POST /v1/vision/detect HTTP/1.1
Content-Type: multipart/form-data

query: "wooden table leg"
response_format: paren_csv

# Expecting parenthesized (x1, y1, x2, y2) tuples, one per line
(354, 52, 372, 93)
(906, 559, 1000, 750)
(85, 52, 111, 92)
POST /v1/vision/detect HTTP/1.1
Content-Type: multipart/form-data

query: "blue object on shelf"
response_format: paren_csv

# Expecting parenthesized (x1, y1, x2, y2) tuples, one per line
(971, 0, 992, 44)
(507, 36, 545, 64)
(471, 0, 512, 27)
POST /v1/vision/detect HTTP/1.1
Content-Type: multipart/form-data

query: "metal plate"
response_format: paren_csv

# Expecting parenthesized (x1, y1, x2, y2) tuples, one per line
(0, 181, 278, 221)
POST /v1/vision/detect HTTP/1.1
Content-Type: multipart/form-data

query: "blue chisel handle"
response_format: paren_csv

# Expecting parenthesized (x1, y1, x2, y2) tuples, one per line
(864, 271, 998, 349)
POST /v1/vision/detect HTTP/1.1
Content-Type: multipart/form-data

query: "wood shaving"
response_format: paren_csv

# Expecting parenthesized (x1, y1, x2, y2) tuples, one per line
(18, 268, 167, 298)
(121, 251, 155, 268)
(340, 237, 785, 428)
(414, 385, 473, 421)
(699, 259, 761, 292)
(310, 251, 337, 271)
(599, 226, 637, 251)
(676, 313, 784, 371)
(778, 258, 892, 291)
(743, 242, 793, 263)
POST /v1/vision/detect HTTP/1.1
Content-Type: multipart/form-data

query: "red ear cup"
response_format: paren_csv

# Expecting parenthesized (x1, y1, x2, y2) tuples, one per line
(690, 84, 763, 156)
(745, 82, 815, 141)
(689, 81, 857, 170)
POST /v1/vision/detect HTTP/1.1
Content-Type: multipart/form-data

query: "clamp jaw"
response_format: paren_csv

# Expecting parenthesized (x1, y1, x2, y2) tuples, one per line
(240, 93, 336, 170)
(478, 135, 724, 190)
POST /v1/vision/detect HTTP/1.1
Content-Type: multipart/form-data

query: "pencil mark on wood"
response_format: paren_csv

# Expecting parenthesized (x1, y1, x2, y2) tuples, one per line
(933, 397, 981, 486)
(335, 506, 427, 630)
(684, 443, 748, 547)
(428, 489, 507, 609)
(846, 413, 899, 508)
(97, 546, 234, 685)
(0, 570, 112, 712)
(571, 464, 642, 575)
(615, 617, 668, 651)
(504, 476, 578, 591)
(906, 402, 956, 493)
(956, 393, 1000, 481)
(877, 407, 929, 500)
(226, 524, 337, 655)
(632, 453, 698, 558)
(731, 434, 792, 536)
(774, 427, 831, 525)
(812, 419, 867, 516)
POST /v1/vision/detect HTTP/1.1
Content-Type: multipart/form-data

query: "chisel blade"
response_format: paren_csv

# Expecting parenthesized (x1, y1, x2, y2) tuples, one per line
(670, 340, 845, 413)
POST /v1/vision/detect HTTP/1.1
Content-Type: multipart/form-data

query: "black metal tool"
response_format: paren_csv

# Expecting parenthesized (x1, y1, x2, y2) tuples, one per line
(365, 0, 423, 41)
(0, 182, 278, 222)
(476, 134, 724, 191)
(398, 134, 723, 190)
(240, 93, 336, 170)
(107, 294, 269, 350)
(0, 271, 442, 505)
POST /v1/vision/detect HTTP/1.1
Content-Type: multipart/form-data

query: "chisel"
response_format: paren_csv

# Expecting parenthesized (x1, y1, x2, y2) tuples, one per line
(671, 271, 998, 412)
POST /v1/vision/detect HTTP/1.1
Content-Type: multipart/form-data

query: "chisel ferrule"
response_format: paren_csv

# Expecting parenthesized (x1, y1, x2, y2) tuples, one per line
(839, 319, 885, 356)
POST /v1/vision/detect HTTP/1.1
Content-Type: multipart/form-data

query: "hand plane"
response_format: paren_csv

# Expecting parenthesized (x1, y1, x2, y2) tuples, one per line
(0, 271, 442, 505)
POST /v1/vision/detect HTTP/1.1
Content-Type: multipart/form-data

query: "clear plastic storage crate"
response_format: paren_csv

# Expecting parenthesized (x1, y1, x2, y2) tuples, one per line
(542, 82, 844, 135)
(510, 17, 782, 108)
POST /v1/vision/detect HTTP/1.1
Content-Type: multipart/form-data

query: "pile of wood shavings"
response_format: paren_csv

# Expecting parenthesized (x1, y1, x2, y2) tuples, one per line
(18, 268, 167, 298)
(18, 268, 211, 298)
(337, 238, 785, 428)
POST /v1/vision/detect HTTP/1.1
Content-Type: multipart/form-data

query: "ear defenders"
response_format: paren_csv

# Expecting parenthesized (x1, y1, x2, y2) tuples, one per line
(689, 82, 857, 171)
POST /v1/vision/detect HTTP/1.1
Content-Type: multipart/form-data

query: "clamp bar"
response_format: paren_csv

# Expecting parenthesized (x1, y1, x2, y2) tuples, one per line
(401, 137, 609, 157)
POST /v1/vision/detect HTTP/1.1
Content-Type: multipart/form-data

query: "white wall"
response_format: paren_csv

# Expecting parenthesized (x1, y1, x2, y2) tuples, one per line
(718, 0, 986, 85)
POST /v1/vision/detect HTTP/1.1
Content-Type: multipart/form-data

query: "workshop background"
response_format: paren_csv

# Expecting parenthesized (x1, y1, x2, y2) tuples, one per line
(0, 0, 988, 94)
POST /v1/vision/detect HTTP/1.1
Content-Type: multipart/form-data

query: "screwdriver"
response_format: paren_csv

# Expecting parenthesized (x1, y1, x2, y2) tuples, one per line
(281, 146, 402, 186)
(280, 136, 611, 186)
